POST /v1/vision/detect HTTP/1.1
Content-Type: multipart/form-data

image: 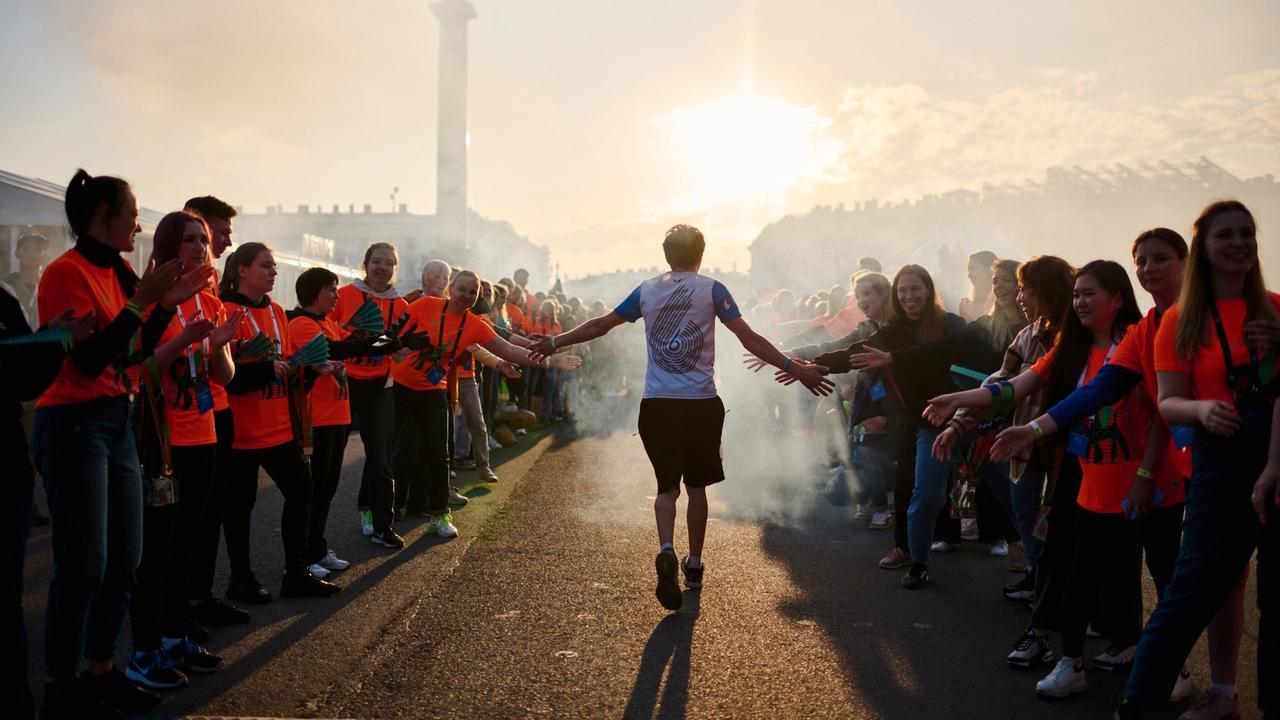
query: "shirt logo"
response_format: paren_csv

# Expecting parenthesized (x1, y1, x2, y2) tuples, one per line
(650, 285, 704, 374)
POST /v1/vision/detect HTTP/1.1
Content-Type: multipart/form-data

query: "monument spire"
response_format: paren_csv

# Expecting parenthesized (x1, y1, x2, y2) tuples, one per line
(432, 0, 476, 256)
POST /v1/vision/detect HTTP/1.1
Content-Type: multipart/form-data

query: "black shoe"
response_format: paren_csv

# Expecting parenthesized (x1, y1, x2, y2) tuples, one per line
(901, 562, 928, 589)
(226, 574, 272, 604)
(1004, 571, 1036, 602)
(371, 527, 406, 549)
(186, 620, 211, 644)
(654, 550, 682, 611)
(82, 667, 161, 713)
(680, 554, 703, 589)
(192, 597, 251, 625)
(166, 637, 224, 673)
(280, 571, 342, 598)
(31, 503, 50, 527)
(40, 678, 122, 720)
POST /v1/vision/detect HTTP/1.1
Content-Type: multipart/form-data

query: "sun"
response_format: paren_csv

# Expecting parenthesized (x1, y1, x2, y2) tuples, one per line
(654, 91, 843, 212)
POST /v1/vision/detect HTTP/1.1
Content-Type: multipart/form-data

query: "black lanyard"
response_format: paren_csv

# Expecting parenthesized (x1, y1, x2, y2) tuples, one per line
(1209, 299, 1257, 397)
(437, 302, 468, 366)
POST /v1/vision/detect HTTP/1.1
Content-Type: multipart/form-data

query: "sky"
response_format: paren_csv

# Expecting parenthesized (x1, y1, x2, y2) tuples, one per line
(2, 0, 1278, 276)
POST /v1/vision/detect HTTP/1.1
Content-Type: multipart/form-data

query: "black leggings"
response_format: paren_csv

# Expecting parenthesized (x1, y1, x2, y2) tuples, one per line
(307, 425, 349, 564)
(224, 441, 313, 575)
(1063, 508, 1143, 658)
(131, 444, 216, 650)
(393, 386, 450, 515)
(1032, 455, 1083, 634)
(189, 408, 233, 600)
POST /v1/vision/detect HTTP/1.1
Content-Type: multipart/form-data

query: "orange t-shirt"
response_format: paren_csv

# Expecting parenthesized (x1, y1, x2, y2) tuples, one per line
(506, 303, 527, 333)
(1031, 337, 1182, 514)
(457, 316, 499, 380)
(392, 296, 499, 392)
(1108, 307, 1191, 487)
(207, 267, 230, 411)
(157, 291, 225, 446)
(288, 313, 351, 427)
(223, 298, 295, 449)
(330, 284, 410, 381)
(37, 249, 138, 407)
(1153, 294, 1280, 404)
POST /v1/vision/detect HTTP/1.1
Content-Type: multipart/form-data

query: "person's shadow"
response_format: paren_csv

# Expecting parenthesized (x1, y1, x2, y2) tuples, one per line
(622, 590, 701, 720)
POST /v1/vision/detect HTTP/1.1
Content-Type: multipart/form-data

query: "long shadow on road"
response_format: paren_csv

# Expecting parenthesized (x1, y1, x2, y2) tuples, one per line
(624, 590, 701, 720)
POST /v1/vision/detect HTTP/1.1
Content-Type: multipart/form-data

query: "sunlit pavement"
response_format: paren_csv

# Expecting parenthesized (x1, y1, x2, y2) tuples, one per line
(22, 408, 1262, 719)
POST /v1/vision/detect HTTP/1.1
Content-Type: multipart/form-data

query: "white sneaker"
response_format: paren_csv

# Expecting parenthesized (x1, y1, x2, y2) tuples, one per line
(428, 513, 458, 538)
(1035, 658, 1087, 698)
(359, 509, 373, 537)
(449, 488, 470, 505)
(318, 549, 349, 572)
(1178, 685, 1236, 720)
(1169, 667, 1194, 703)
(1091, 644, 1136, 672)
(450, 469, 457, 479)
(990, 540, 1010, 557)
(515, 428, 528, 436)
(930, 540, 957, 553)
(307, 563, 331, 579)
(478, 467, 499, 483)
(488, 436, 501, 451)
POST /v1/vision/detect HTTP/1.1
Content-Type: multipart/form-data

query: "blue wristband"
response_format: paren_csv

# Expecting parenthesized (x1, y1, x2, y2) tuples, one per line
(783, 358, 794, 373)
(985, 383, 1001, 398)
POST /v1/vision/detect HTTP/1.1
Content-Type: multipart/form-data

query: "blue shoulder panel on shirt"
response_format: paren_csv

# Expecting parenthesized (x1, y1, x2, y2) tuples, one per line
(614, 285, 643, 323)
(712, 281, 742, 323)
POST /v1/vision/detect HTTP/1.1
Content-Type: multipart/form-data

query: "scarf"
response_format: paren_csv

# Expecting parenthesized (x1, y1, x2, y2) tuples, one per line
(352, 278, 401, 301)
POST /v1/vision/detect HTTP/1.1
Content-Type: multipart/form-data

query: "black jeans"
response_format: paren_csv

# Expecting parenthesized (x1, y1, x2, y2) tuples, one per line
(131, 444, 216, 651)
(1140, 501, 1185, 600)
(1062, 508, 1143, 658)
(224, 441, 313, 575)
(307, 425, 349, 564)
(1126, 429, 1280, 714)
(1031, 455, 1083, 634)
(393, 386, 450, 515)
(349, 376, 396, 531)
(189, 408, 233, 600)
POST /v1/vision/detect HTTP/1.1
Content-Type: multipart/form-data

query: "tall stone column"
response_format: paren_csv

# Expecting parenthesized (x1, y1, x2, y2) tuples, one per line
(432, 0, 475, 257)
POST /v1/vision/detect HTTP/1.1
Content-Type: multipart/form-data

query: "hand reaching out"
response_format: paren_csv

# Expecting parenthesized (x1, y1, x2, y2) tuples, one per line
(773, 359, 836, 396)
(922, 394, 962, 427)
(849, 346, 891, 370)
(548, 353, 582, 372)
(497, 360, 521, 379)
(988, 425, 1035, 463)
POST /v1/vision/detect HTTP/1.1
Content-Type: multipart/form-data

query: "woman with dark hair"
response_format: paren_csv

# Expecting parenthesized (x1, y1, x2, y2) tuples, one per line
(219, 243, 339, 599)
(34, 170, 210, 717)
(1115, 201, 1280, 720)
(124, 211, 243, 690)
(330, 243, 411, 547)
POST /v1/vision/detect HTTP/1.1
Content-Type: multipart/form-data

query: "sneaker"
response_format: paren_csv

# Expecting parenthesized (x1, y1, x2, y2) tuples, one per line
(449, 488, 470, 506)
(1036, 658, 1088, 698)
(450, 469, 457, 479)
(901, 562, 928, 589)
(428, 513, 459, 538)
(41, 678, 123, 720)
(125, 649, 189, 689)
(961, 518, 979, 541)
(280, 571, 342, 598)
(84, 667, 163, 712)
(655, 550, 682, 610)
(854, 504, 870, 521)
(488, 435, 501, 451)
(1086, 623, 1104, 638)
(1003, 571, 1036, 602)
(680, 554, 703, 589)
(878, 546, 911, 569)
(515, 428, 528, 436)
(478, 466, 500, 483)
(990, 540, 1010, 557)
(930, 540, 959, 553)
(191, 597, 250, 625)
(307, 563, 331, 579)
(1007, 628, 1055, 668)
(360, 508, 374, 536)
(371, 527, 406, 549)
(868, 511, 894, 530)
(1169, 667, 1194, 704)
(317, 549, 350, 572)
(1091, 645, 1137, 672)
(1178, 686, 1236, 720)
(165, 637, 223, 673)
(226, 573, 272, 604)
(1008, 541, 1028, 572)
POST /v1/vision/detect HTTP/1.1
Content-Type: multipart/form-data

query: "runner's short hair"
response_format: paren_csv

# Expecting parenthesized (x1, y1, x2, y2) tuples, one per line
(663, 224, 705, 268)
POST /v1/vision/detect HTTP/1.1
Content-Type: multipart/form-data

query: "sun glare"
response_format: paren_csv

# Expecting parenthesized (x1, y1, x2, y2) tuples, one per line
(655, 92, 843, 212)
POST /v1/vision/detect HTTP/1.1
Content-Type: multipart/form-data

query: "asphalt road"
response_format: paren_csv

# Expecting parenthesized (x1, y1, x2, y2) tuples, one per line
(21, 398, 1263, 719)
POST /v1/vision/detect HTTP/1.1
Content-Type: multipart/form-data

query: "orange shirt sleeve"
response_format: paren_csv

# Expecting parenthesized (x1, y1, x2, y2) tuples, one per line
(1109, 312, 1149, 375)
(1152, 305, 1188, 373)
(1029, 344, 1058, 380)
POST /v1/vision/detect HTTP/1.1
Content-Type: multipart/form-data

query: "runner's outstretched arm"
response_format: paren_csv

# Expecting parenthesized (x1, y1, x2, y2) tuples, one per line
(722, 316, 833, 396)
(527, 312, 625, 360)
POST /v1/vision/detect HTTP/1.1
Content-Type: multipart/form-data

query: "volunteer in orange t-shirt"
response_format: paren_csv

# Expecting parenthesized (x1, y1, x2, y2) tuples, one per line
(290, 267, 402, 575)
(330, 243, 411, 546)
(528, 299, 563, 422)
(392, 270, 581, 538)
(125, 211, 242, 688)
(452, 281, 525, 483)
(925, 260, 1149, 697)
(33, 170, 208, 714)
(1118, 201, 1280, 719)
(218, 243, 339, 600)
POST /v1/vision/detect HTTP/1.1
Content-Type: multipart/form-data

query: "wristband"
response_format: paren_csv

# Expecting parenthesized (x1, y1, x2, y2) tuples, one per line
(123, 301, 145, 319)
(783, 357, 794, 373)
(542, 357, 550, 369)
(1029, 419, 1045, 441)
(985, 383, 1002, 398)
(1135, 467, 1154, 481)
(550, 335, 557, 351)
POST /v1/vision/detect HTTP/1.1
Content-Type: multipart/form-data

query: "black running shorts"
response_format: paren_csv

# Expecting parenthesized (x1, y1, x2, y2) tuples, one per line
(637, 396, 726, 493)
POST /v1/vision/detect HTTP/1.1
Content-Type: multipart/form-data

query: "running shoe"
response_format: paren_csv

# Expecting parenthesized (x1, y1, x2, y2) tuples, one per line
(878, 546, 911, 569)
(317, 549, 349, 572)
(1003, 571, 1036, 602)
(854, 504, 870, 521)
(990, 540, 1010, 557)
(1169, 667, 1194, 703)
(125, 649, 188, 690)
(478, 466, 500, 483)
(930, 540, 959, 553)
(1036, 658, 1087, 698)
(680, 554, 703, 589)
(868, 511, 894, 530)
(1091, 644, 1137, 672)
(306, 563, 331, 579)
(655, 550, 682, 610)
(901, 562, 928, 589)
(428, 513, 459, 538)
(449, 488, 470, 506)
(1007, 627, 1055, 668)
(371, 527, 406, 549)
(280, 571, 341, 598)
(360, 508, 374, 536)
(165, 637, 223, 673)
(1178, 685, 1236, 720)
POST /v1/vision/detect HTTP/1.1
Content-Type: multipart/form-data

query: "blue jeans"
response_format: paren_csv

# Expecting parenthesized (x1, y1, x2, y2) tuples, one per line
(906, 426, 953, 564)
(1125, 429, 1279, 714)
(32, 396, 143, 678)
(850, 433, 896, 510)
(986, 465, 1045, 568)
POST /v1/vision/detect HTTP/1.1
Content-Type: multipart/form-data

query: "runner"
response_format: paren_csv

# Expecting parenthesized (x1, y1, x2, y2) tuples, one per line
(528, 225, 833, 611)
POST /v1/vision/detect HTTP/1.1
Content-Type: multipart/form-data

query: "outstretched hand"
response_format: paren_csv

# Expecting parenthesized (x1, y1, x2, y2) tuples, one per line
(549, 353, 582, 372)
(922, 394, 962, 427)
(527, 336, 556, 362)
(988, 425, 1035, 463)
(773, 359, 836, 396)
(849, 346, 891, 370)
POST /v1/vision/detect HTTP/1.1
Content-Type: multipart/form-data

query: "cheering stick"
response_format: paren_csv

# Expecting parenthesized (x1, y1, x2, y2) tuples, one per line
(288, 333, 331, 367)
(0, 326, 72, 350)
(238, 331, 276, 359)
(345, 298, 385, 334)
